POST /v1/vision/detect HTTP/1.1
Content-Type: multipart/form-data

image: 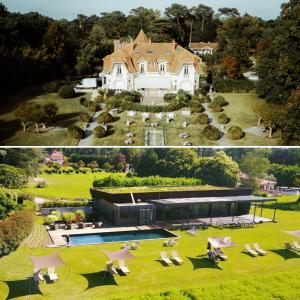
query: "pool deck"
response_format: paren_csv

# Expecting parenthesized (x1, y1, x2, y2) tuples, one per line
(47, 225, 161, 247)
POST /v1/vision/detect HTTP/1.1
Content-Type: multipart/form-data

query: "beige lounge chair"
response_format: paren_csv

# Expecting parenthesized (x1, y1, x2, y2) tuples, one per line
(245, 244, 258, 256)
(163, 238, 178, 247)
(33, 269, 44, 282)
(160, 251, 173, 265)
(106, 261, 118, 275)
(292, 241, 300, 251)
(171, 250, 183, 264)
(118, 260, 130, 274)
(215, 248, 228, 260)
(48, 267, 58, 281)
(253, 243, 267, 255)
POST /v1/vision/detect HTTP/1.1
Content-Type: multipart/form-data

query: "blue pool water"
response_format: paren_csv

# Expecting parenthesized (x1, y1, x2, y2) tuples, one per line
(66, 229, 177, 246)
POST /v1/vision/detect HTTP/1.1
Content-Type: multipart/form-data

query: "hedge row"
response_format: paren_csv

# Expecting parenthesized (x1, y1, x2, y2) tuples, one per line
(93, 175, 201, 188)
(213, 79, 255, 93)
(41, 200, 88, 208)
(0, 210, 35, 257)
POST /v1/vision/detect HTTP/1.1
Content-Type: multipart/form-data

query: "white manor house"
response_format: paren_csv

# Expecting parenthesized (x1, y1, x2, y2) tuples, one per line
(100, 30, 204, 96)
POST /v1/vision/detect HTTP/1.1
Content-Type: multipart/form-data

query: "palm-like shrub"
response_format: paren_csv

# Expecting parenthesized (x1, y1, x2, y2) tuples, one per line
(218, 113, 230, 124)
(227, 126, 245, 140)
(197, 113, 209, 124)
(97, 112, 114, 124)
(202, 125, 222, 140)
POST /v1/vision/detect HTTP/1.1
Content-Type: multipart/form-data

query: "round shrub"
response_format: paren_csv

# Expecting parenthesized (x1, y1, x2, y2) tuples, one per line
(80, 97, 88, 106)
(80, 112, 92, 123)
(163, 93, 177, 102)
(227, 126, 245, 140)
(97, 112, 114, 124)
(197, 113, 209, 124)
(202, 125, 222, 140)
(192, 105, 205, 113)
(43, 81, 63, 93)
(95, 94, 105, 103)
(208, 102, 223, 112)
(199, 95, 211, 103)
(88, 101, 98, 112)
(94, 125, 106, 138)
(58, 85, 76, 99)
(218, 113, 230, 124)
(212, 95, 228, 107)
(44, 214, 57, 225)
(67, 126, 84, 139)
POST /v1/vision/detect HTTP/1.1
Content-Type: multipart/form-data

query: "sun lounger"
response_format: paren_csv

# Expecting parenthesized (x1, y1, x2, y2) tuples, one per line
(160, 251, 173, 265)
(33, 270, 44, 282)
(245, 244, 258, 256)
(171, 250, 183, 264)
(253, 243, 267, 255)
(292, 241, 300, 251)
(187, 226, 198, 236)
(163, 238, 177, 247)
(48, 267, 58, 281)
(118, 260, 130, 274)
(285, 242, 299, 252)
(215, 248, 228, 260)
(106, 261, 118, 275)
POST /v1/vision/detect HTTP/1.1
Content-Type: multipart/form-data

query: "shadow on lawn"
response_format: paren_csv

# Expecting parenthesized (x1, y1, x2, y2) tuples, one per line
(270, 249, 300, 260)
(264, 201, 300, 212)
(0, 119, 21, 142)
(54, 112, 80, 128)
(3, 278, 43, 300)
(187, 256, 222, 270)
(81, 271, 118, 290)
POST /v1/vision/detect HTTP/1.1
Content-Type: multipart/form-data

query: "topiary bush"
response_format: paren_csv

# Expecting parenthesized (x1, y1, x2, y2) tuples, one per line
(212, 95, 228, 107)
(80, 112, 92, 123)
(67, 126, 84, 139)
(197, 113, 209, 124)
(97, 112, 114, 124)
(227, 126, 245, 140)
(192, 105, 205, 113)
(199, 95, 211, 103)
(58, 85, 76, 99)
(202, 125, 222, 140)
(93, 125, 106, 138)
(218, 113, 230, 124)
(208, 102, 223, 112)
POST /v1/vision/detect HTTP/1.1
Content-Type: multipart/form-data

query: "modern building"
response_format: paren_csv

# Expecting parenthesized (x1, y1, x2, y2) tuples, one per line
(100, 29, 203, 96)
(189, 42, 219, 56)
(91, 187, 277, 226)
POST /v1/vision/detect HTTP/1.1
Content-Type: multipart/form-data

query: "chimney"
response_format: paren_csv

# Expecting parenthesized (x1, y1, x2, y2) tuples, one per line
(149, 38, 152, 43)
(114, 39, 121, 51)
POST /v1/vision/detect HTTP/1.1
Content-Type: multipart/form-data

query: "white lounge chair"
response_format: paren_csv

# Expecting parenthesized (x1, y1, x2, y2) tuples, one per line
(187, 226, 198, 236)
(171, 250, 183, 264)
(106, 261, 118, 275)
(160, 251, 173, 265)
(253, 243, 267, 255)
(292, 241, 300, 251)
(118, 260, 130, 274)
(245, 244, 258, 257)
(33, 269, 44, 282)
(163, 238, 178, 247)
(48, 267, 58, 281)
(215, 248, 228, 260)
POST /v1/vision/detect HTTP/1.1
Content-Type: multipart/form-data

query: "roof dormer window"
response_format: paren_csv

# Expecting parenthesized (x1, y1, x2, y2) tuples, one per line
(160, 64, 165, 74)
(140, 64, 145, 73)
(184, 65, 189, 76)
(117, 65, 122, 75)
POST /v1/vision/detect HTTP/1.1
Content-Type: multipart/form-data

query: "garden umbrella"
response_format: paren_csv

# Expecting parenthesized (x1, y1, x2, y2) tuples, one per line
(101, 248, 136, 261)
(283, 230, 300, 238)
(30, 252, 64, 271)
(208, 237, 236, 248)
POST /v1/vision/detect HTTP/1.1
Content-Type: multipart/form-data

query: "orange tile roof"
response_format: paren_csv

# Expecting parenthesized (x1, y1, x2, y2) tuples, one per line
(189, 42, 219, 49)
(103, 30, 202, 74)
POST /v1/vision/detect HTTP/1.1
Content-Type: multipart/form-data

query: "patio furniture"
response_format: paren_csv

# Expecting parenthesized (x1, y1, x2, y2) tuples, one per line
(78, 222, 85, 229)
(127, 132, 134, 138)
(293, 241, 300, 251)
(187, 226, 198, 236)
(285, 242, 300, 252)
(171, 250, 183, 264)
(118, 260, 130, 274)
(215, 248, 228, 260)
(48, 267, 58, 281)
(94, 222, 103, 228)
(33, 270, 44, 282)
(245, 244, 258, 256)
(106, 261, 118, 275)
(160, 251, 173, 265)
(155, 113, 164, 119)
(163, 238, 178, 247)
(124, 138, 133, 145)
(253, 243, 267, 255)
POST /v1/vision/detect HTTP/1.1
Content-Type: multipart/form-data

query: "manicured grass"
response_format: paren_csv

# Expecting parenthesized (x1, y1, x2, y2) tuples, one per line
(23, 173, 124, 200)
(0, 92, 91, 146)
(0, 196, 299, 300)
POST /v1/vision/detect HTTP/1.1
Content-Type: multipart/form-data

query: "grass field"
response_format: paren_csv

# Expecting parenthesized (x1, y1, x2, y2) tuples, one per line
(0, 92, 91, 146)
(0, 196, 299, 300)
(22, 173, 124, 199)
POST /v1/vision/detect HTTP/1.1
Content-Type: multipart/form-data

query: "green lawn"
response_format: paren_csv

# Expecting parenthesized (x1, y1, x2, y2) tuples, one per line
(0, 92, 91, 146)
(23, 173, 124, 200)
(0, 196, 300, 300)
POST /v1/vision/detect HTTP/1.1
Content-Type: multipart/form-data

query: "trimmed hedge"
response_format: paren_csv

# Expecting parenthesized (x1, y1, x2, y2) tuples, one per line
(197, 113, 209, 124)
(80, 112, 92, 123)
(208, 103, 223, 112)
(93, 175, 201, 188)
(97, 112, 114, 124)
(67, 126, 84, 139)
(0, 210, 35, 257)
(202, 125, 222, 140)
(41, 200, 88, 208)
(218, 113, 230, 124)
(213, 79, 255, 93)
(94, 125, 106, 138)
(227, 126, 245, 140)
(58, 85, 76, 99)
(212, 95, 228, 107)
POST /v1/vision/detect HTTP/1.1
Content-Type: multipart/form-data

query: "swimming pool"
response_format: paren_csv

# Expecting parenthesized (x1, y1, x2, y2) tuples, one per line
(66, 229, 177, 246)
